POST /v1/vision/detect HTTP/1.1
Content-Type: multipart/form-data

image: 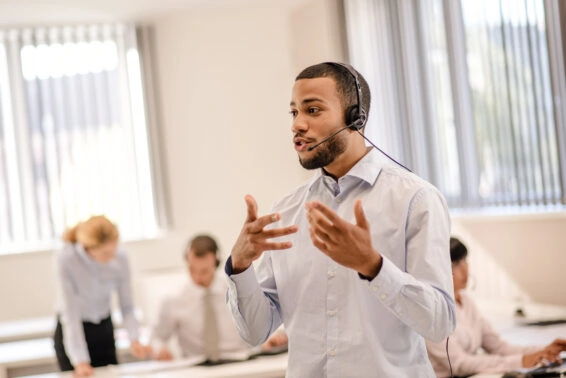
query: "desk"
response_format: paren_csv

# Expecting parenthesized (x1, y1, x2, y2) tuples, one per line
(0, 332, 143, 378)
(0, 313, 147, 378)
(17, 353, 288, 378)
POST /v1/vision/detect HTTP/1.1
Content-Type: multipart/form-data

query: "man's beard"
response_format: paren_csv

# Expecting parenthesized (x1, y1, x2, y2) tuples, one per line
(299, 133, 347, 170)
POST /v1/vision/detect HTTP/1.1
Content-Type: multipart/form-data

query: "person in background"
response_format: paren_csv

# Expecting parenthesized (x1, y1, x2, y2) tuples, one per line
(53, 215, 150, 376)
(426, 237, 566, 377)
(225, 62, 455, 377)
(150, 234, 287, 362)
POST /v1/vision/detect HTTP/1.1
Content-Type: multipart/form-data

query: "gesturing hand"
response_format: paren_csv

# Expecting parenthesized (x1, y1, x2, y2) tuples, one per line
(305, 199, 382, 279)
(231, 195, 298, 274)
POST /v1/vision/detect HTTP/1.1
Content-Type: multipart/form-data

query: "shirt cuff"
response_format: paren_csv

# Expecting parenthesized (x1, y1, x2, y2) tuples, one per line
(358, 256, 384, 281)
(225, 257, 259, 298)
(224, 255, 236, 275)
(361, 257, 404, 304)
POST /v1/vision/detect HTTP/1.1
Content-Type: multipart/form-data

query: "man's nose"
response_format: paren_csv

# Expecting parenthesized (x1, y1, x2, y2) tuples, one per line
(291, 112, 309, 134)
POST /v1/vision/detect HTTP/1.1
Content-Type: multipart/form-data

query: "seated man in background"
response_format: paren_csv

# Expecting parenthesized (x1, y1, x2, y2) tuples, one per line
(150, 234, 287, 362)
(426, 237, 566, 377)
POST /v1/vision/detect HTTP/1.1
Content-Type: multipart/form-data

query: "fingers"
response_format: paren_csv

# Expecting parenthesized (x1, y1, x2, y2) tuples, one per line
(305, 201, 343, 246)
(260, 224, 299, 239)
(233, 194, 298, 271)
(251, 238, 295, 252)
(305, 201, 340, 226)
(247, 213, 297, 236)
(244, 195, 297, 237)
(309, 225, 327, 251)
(306, 199, 369, 235)
(245, 195, 258, 222)
(248, 213, 279, 234)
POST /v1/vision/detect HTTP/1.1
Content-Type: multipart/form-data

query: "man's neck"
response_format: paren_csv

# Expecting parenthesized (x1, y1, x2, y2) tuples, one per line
(323, 146, 372, 180)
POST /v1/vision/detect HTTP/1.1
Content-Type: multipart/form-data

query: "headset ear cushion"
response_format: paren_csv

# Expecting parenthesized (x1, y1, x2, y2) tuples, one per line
(346, 105, 361, 129)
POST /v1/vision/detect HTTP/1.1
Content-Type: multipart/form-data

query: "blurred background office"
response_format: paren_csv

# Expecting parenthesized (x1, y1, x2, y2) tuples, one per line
(0, 0, 565, 350)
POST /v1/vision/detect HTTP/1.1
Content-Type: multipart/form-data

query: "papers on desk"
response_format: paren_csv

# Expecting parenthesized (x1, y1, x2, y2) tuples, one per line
(111, 356, 206, 375)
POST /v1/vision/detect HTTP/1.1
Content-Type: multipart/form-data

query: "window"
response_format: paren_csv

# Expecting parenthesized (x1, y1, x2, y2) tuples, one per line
(0, 24, 163, 254)
(344, 0, 566, 209)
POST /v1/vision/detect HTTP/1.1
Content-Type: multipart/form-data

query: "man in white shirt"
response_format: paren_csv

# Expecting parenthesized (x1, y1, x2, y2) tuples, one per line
(225, 62, 456, 377)
(151, 234, 287, 362)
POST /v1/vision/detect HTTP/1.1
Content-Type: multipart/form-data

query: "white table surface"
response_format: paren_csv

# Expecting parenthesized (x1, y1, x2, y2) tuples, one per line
(17, 353, 288, 378)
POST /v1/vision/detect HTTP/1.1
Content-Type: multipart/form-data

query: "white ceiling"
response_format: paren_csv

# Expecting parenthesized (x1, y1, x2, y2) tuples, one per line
(0, 0, 297, 26)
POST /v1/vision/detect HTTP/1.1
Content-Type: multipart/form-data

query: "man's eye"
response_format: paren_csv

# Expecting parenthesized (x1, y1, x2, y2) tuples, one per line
(308, 107, 320, 114)
(289, 110, 298, 118)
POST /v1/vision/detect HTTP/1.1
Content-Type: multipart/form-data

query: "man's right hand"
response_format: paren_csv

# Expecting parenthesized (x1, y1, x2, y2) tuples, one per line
(74, 362, 94, 377)
(230, 195, 298, 274)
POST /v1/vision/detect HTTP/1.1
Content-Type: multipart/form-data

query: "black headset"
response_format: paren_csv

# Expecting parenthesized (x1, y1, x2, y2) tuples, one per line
(323, 62, 412, 173)
(324, 62, 368, 131)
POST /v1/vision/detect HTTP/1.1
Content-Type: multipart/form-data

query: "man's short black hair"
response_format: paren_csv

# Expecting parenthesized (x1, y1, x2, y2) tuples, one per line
(295, 62, 371, 124)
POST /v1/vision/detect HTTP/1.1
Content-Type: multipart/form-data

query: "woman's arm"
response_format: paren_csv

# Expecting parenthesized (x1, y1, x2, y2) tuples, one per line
(116, 252, 149, 358)
(56, 255, 91, 366)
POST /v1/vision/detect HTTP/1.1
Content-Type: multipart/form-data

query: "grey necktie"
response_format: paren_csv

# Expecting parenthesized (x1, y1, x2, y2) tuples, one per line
(203, 288, 220, 362)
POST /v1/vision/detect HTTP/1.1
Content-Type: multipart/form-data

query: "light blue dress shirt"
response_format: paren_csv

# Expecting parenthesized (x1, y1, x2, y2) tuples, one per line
(55, 243, 140, 365)
(226, 148, 456, 377)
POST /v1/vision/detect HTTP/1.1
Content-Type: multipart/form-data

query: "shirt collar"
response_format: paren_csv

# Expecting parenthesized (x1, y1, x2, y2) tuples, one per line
(187, 272, 224, 295)
(75, 242, 119, 267)
(75, 242, 96, 265)
(309, 147, 385, 190)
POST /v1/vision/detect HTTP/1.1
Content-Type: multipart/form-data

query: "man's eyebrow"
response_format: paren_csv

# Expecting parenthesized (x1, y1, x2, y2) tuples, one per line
(289, 97, 324, 107)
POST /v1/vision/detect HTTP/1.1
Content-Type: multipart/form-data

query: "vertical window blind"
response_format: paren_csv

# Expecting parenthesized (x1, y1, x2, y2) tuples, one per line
(344, 0, 566, 210)
(0, 24, 162, 254)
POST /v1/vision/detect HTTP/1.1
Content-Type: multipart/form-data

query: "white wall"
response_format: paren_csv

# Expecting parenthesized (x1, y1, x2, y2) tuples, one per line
(0, 0, 346, 322)
(452, 213, 566, 307)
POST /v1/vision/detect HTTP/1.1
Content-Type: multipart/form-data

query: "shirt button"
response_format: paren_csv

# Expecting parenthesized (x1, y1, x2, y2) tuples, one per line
(328, 271, 335, 278)
(371, 286, 378, 291)
(380, 294, 387, 299)
(328, 310, 336, 316)
(336, 198, 342, 203)
(329, 349, 336, 356)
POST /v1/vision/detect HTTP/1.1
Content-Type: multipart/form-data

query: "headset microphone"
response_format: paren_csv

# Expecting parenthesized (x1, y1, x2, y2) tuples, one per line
(307, 125, 352, 151)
